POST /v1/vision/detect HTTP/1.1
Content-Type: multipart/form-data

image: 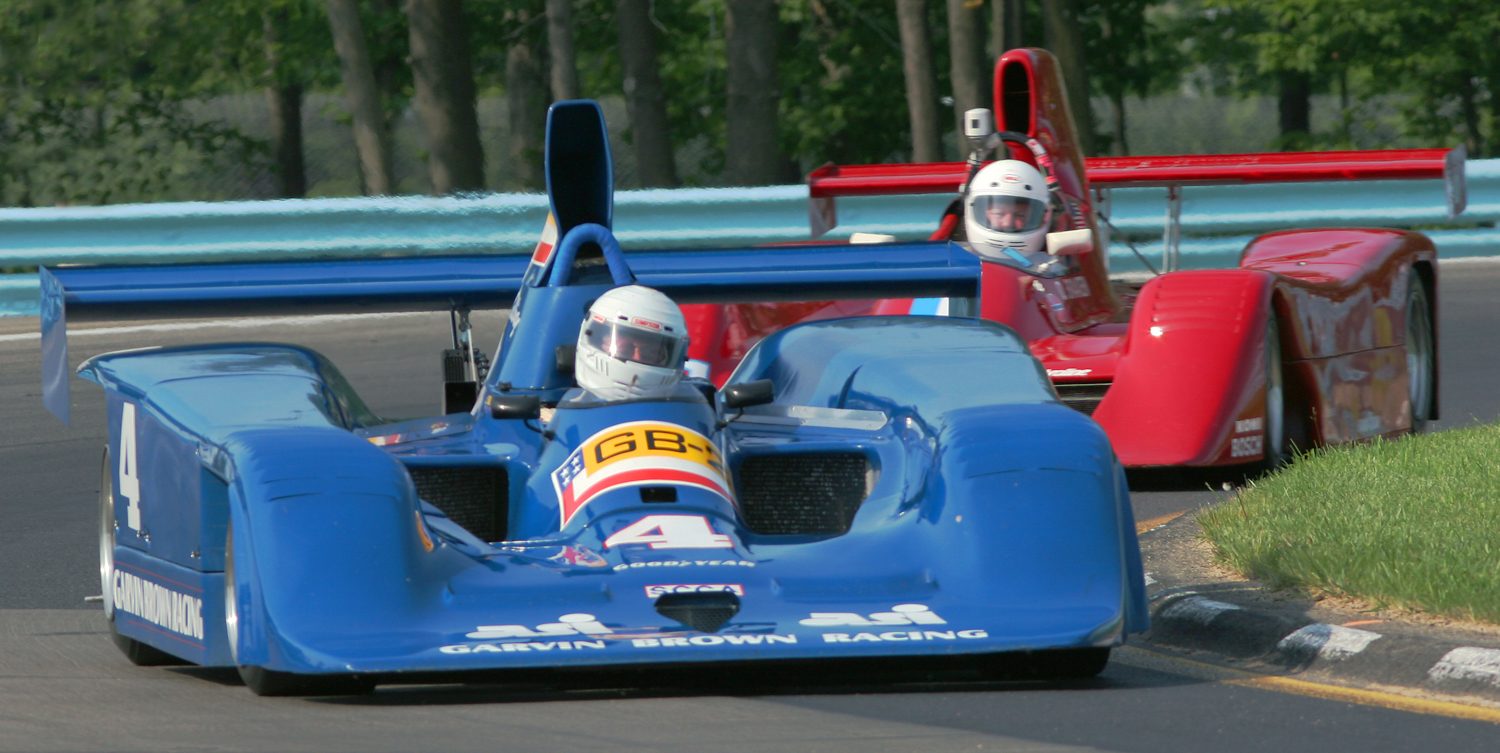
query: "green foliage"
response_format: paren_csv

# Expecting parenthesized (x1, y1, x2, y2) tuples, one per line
(1077, 0, 1183, 153)
(1202, 426, 1500, 624)
(775, 0, 913, 168)
(0, 0, 340, 205)
(3, 0, 1498, 204)
(1171, 0, 1500, 155)
(562, 1, 917, 183)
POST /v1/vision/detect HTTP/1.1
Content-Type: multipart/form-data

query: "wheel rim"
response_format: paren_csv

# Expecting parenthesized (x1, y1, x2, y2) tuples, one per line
(1264, 318, 1285, 464)
(1406, 284, 1434, 425)
(224, 523, 239, 665)
(99, 449, 116, 621)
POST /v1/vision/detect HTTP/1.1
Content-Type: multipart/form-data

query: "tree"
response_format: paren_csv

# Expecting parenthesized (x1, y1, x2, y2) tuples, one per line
(406, 0, 485, 193)
(991, 0, 1024, 55)
(1078, 0, 1179, 155)
(505, 5, 547, 191)
(263, 7, 307, 197)
(546, 0, 582, 101)
(1041, 0, 1095, 154)
(896, 0, 943, 162)
(326, 0, 395, 194)
(0, 0, 290, 206)
(775, 0, 910, 169)
(946, 0, 988, 145)
(725, 0, 792, 184)
(1214, 0, 1500, 155)
(617, 0, 680, 187)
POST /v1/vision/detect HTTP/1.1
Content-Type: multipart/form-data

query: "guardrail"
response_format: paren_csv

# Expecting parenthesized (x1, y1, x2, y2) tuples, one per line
(2, 159, 1497, 316)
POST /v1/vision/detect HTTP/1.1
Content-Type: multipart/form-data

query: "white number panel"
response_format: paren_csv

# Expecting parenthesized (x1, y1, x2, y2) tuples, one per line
(118, 402, 143, 532)
(603, 515, 732, 550)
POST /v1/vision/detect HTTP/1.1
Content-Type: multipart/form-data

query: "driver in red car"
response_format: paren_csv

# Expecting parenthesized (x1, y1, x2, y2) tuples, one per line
(963, 159, 1058, 271)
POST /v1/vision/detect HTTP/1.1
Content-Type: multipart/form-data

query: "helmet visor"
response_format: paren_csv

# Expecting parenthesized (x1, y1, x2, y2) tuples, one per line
(972, 196, 1049, 233)
(584, 320, 683, 368)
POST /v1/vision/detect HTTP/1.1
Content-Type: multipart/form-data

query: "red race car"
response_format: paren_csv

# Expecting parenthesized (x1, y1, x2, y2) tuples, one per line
(683, 48, 1466, 470)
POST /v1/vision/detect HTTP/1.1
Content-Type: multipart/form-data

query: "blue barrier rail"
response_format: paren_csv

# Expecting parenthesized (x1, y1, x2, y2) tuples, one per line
(3, 159, 1497, 316)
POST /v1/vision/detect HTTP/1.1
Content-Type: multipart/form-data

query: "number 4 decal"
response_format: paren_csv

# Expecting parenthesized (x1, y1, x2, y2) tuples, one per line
(118, 402, 142, 532)
(604, 515, 732, 550)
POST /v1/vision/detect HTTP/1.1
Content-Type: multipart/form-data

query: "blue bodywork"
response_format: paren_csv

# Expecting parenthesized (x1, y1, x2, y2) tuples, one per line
(63, 101, 1146, 685)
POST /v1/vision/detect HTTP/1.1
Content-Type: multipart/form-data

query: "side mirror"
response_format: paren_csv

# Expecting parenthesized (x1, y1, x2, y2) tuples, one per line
(489, 394, 541, 421)
(721, 379, 775, 410)
(1046, 228, 1094, 257)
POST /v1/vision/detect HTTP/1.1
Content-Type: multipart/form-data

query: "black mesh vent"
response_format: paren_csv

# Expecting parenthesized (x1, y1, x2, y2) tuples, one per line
(1055, 382, 1111, 416)
(409, 466, 508, 542)
(655, 592, 741, 633)
(737, 453, 869, 535)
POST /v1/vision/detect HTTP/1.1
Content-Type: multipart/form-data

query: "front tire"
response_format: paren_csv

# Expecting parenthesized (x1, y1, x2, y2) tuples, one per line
(1405, 278, 1435, 432)
(99, 448, 182, 667)
(224, 522, 374, 697)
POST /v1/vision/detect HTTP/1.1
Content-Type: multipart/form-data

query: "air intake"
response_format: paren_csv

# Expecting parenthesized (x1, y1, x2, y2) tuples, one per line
(1054, 382, 1111, 416)
(738, 452, 870, 535)
(654, 592, 741, 633)
(408, 466, 508, 541)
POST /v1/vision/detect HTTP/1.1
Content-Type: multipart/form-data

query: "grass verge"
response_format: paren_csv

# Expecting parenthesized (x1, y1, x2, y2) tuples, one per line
(1200, 423, 1500, 624)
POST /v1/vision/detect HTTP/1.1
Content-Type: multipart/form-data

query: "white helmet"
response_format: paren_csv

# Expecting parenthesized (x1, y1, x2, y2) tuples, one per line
(964, 159, 1052, 261)
(575, 285, 689, 400)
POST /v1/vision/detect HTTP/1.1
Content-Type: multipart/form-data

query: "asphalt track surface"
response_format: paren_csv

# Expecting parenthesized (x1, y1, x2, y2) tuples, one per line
(3, 262, 1499, 752)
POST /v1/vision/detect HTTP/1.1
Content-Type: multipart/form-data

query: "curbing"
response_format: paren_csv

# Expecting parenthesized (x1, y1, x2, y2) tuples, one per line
(1139, 509, 1500, 707)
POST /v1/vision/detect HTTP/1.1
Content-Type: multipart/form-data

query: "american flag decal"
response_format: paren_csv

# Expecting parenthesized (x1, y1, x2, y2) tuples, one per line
(551, 421, 734, 528)
(530, 213, 558, 266)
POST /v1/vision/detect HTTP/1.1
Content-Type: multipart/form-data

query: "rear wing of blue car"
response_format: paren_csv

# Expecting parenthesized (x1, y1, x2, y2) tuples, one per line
(41, 241, 980, 423)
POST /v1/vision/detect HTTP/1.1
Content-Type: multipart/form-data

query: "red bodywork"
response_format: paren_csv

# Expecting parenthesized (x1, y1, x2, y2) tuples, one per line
(684, 48, 1453, 468)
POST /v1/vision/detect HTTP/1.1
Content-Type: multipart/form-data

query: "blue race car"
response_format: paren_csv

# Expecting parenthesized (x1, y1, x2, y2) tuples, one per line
(46, 101, 1147, 695)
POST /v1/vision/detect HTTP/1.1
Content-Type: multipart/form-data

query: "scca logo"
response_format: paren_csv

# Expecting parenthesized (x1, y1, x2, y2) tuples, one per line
(799, 604, 946, 627)
(644, 584, 745, 598)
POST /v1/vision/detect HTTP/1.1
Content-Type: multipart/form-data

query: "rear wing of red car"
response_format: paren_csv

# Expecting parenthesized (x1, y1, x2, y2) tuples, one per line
(806, 147, 1468, 238)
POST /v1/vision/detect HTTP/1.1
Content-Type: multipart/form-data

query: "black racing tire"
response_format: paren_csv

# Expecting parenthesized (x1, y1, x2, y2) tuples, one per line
(984, 647, 1110, 681)
(224, 522, 374, 697)
(99, 448, 183, 667)
(1260, 315, 1289, 471)
(1405, 277, 1436, 432)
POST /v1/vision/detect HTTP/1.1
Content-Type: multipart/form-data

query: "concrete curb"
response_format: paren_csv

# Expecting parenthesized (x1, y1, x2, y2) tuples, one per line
(1139, 510, 1500, 706)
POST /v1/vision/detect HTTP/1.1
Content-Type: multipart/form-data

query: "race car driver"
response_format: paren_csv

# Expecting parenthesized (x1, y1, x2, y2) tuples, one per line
(963, 159, 1058, 271)
(573, 284, 691, 401)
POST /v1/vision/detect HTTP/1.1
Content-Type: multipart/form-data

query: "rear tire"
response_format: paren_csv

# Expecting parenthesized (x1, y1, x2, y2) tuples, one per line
(99, 448, 183, 667)
(1405, 278, 1435, 432)
(224, 523, 374, 697)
